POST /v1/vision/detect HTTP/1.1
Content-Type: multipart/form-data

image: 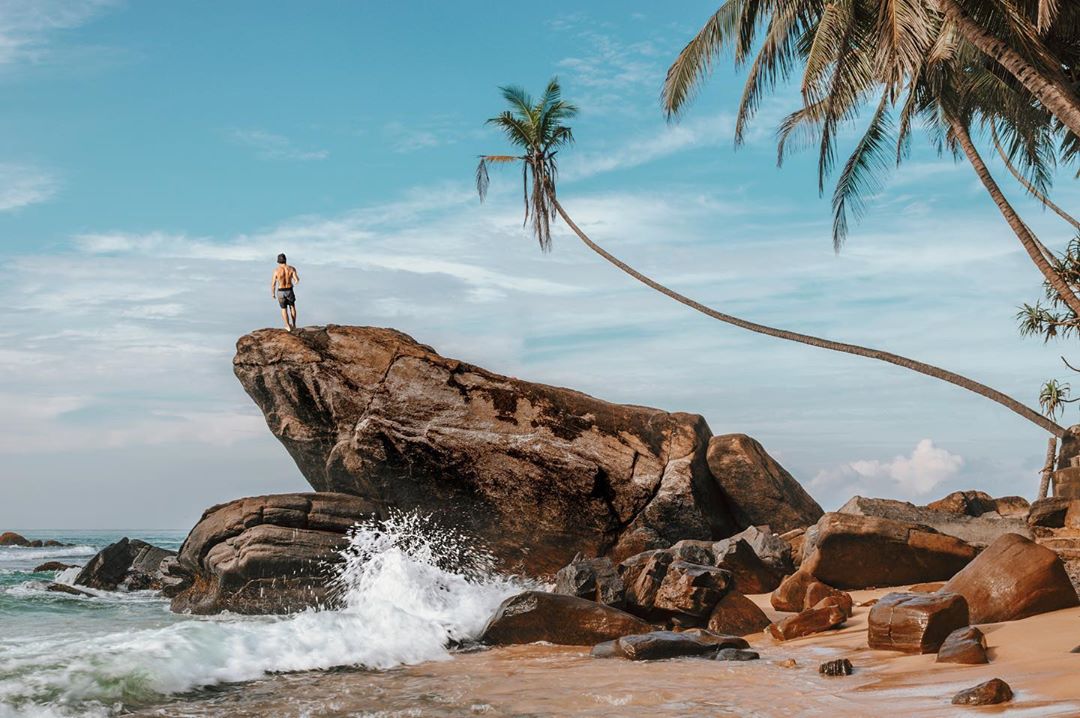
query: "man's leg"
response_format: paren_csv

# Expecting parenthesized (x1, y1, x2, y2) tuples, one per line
(281, 306, 291, 331)
(289, 304, 297, 330)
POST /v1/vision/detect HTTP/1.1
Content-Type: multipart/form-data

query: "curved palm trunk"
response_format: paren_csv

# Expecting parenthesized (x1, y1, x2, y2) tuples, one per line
(949, 117, 1080, 318)
(936, 0, 1080, 139)
(1039, 435, 1058, 499)
(990, 125, 1080, 232)
(551, 198, 1066, 438)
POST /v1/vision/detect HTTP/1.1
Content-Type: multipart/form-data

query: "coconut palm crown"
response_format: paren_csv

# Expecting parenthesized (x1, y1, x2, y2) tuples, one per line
(476, 78, 578, 252)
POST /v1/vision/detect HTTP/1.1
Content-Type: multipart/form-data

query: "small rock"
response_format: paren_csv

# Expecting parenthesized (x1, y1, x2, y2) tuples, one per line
(867, 592, 969, 654)
(811, 592, 853, 619)
(951, 678, 1013, 706)
(715, 648, 760, 661)
(936, 626, 988, 665)
(46, 583, 93, 597)
(75, 538, 175, 592)
(554, 555, 626, 608)
(616, 631, 723, 661)
(776, 658, 797, 668)
(0, 531, 31, 546)
(767, 605, 846, 641)
(805, 582, 852, 616)
(34, 562, 76, 572)
(818, 658, 853, 676)
(771, 568, 816, 612)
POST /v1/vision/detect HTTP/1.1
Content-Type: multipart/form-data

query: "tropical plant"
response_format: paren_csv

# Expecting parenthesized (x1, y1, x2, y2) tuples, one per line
(475, 79, 1065, 439)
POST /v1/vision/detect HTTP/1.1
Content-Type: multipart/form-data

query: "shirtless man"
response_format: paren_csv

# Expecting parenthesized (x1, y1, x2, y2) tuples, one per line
(271, 253, 299, 331)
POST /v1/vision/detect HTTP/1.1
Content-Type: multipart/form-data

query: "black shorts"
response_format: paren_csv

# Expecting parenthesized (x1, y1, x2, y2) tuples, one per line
(277, 288, 296, 308)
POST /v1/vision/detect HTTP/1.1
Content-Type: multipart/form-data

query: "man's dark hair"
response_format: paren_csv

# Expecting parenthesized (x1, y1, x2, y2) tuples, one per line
(277, 253, 287, 264)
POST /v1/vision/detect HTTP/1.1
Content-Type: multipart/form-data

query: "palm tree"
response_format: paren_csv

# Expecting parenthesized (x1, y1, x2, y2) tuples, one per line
(991, 122, 1080, 232)
(476, 79, 1065, 438)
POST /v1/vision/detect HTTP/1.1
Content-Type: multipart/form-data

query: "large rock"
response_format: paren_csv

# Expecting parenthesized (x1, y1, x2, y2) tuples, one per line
(719, 525, 794, 575)
(936, 626, 989, 664)
(867, 591, 969, 653)
(0, 531, 30, 546)
(706, 590, 773, 636)
(801, 513, 978, 589)
(712, 538, 783, 594)
(653, 561, 731, 618)
(925, 491, 1027, 518)
(167, 492, 380, 614)
(837, 496, 1030, 547)
(1028, 498, 1074, 528)
(706, 434, 823, 533)
(480, 591, 651, 646)
(74, 538, 175, 591)
(941, 533, 1079, 623)
(235, 326, 760, 573)
(553, 555, 625, 607)
(770, 568, 817, 612)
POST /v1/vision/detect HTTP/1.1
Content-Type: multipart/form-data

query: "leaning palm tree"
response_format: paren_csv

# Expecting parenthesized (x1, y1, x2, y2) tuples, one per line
(475, 79, 1065, 439)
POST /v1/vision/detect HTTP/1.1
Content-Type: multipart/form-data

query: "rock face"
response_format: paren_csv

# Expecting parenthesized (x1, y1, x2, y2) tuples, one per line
(936, 626, 989, 664)
(1028, 498, 1073, 528)
(837, 496, 1030, 547)
(706, 434, 823, 533)
(236, 326, 816, 573)
(941, 533, 1079, 623)
(770, 568, 817, 612)
(801, 513, 978, 589)
(480, 591, 651, 646)
(719, 525, 794, 575)
(167, 493, 380, 614)
(74, 538, 175, 591)
(867, 592, 969, 654)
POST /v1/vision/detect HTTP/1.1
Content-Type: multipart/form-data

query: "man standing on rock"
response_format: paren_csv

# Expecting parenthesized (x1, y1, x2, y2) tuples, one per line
(271, 253, 299, 331)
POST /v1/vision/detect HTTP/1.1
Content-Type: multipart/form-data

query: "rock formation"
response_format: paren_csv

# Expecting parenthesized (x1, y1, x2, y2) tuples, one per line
(166, 492, 380, 614)
(233, 326, 820, 573)
(74, 538, 175, 591)
(837, 496, 1030, 547)
(480, 591, 651, 646)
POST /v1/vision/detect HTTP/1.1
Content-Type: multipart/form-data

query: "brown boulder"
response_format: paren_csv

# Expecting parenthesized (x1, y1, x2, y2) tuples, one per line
(802, 513, 977, 589)
(767, 604, 846, 640)
(925, 491, 997, 516)
(653, 561, 731, 618)
(837, 496, 1030, 547)
(167, 492, 380, 614)
(481, 591, 651, 646)
(779, 528, 807, 566)
(951, 678, 1013, 706)
(620, 550, 673, 617)
(706, 590, 772, 636)
(0, 531, 30, 546)
(941, 533, 1079, 623)
(234, 326, 750, 574)
(75, 538, 175, 591)
(706, 434, 823, 533)
(770, 568, 816, 612)
(808, 589, 853, 619)
(867, 591, 969, 653)
(1028, 498, 1073, 528)
(936, 626, 989, 664)
(616, 631, 726, 660)
(713, 538, 783, 594)
(720, 525, 795, 575)
(34, 562, 76, 572)
(553, 555, 625, 608)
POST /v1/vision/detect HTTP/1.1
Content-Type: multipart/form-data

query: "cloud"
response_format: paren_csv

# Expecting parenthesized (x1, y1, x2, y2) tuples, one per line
(812, 440, 965, 497)
(228, 129, 328, 161)
(0, 0, 117, 69)
(0, 163, 58, 211)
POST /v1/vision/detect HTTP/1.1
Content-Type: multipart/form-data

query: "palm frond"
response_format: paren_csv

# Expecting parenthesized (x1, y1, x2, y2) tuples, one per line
(832, 92, 895, 250)
(661, 0, 749, 119)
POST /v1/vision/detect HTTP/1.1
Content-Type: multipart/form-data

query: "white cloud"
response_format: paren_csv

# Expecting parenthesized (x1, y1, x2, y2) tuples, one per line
(228, 129, 328, 161)
(0, 163, 58, 211)
(0, 0, 117, 69)
(812, 440, 965, 497)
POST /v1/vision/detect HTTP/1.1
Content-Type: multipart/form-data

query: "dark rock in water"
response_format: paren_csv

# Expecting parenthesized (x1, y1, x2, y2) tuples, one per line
(41, 540, 66, 547)
(675, 627, 749, 650)
(653, 561, 731, 618)
(936, 626, 989, 664)
(835, 496, 1030, 547)
(481, 591, 651, 646)
(75, 538, 175, 591)
(234, 325, 759, 573)
(715, 648, 759, 661)
(942, 532, 1079, 623)
(614, 630, 744, 661)
(867, 592, 969, 654)
(706, 590, 772, 636)
(168, 492, 379, 615)
(770, 568, 816, 612)
(818, 658, 853, 676)
(712, 538, 783, 594)
(554, 555, 625, 608)
(706, 434, 823, 534)
(0, 532, 30, 546)
(46, 582, 94, 597)
(951, 678, 1013, 706)
(801, 513, 978, 589)
(1028, 498, 1074, 528)
(34, 562, 76, 572)
(767, 605, 846, 641)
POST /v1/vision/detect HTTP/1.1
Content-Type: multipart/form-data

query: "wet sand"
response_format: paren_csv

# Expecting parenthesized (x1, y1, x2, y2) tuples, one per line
(136, 587, 1080, 717)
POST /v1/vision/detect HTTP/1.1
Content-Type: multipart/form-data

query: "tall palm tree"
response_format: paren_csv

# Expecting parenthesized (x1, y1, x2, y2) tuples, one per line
(476, 79, 1065, 438)
(991, 122, 1080, 231)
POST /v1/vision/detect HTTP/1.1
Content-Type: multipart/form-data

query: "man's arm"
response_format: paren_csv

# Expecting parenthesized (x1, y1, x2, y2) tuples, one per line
(291, 267, 299, 285)
(271, 270, 278, 297)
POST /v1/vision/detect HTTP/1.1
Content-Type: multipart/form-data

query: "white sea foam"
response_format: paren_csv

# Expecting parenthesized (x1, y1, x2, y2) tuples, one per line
(0, 547, 96, 563)
(0, 513, 524, 717)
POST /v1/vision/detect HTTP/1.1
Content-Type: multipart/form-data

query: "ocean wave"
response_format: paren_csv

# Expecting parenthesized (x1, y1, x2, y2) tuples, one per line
(0, 547, 96, 563)
(0, 513, 525, 717)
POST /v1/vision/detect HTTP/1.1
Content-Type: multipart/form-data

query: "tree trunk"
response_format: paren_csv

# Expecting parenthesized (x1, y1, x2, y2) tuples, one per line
(949, 117, 1080, 318)
(937, 0, 1080, 139)
(551, 198, 1066, 438)
(1039, 435, 1057, 499)
(990, 124, 1080, 233)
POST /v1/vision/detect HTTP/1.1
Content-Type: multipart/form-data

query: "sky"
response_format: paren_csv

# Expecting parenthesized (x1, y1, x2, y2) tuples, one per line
(3, 0, 1080, 530)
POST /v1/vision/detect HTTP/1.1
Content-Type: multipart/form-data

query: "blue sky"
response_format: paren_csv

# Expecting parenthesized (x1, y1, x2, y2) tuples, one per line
(3, 0, 1079, 529)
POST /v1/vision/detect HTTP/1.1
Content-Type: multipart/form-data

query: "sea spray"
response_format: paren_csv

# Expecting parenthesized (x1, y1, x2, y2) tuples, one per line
(0, 513, 525, 717)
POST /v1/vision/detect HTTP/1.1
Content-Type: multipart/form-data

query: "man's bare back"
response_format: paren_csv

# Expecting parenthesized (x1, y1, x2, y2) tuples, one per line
(271, 253, 299, 331)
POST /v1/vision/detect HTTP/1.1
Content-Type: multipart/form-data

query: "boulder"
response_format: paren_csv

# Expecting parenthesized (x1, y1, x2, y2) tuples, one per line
(668, 539, 716, 566)
(941, 533, 1079, 623)
(715, 648, 759, 661)
(779, 528, 807, 566)
(867, 592, 969, 654)
(167, 492, 380, 614)
(706, 434, 823, 533)
(767, 604, 846, 641)
(801, 513, 978, 589)
(951, 678, 1013, 706)
(807, 587, 853, 618)
(553, 555, 625, 608)
(0, 531, 30, 546)
(34, 562, 76, 572)
(46, 583, 94, 597)
(234, 326, 762, 574)
(719, 525, 794, 575)
(615, 631, 725, 661)
(770, 568, 816, 612)
(74, 538, 175, 591)
(837, 496, 1030, 547)
(706, 590, 773, 636)
(819, 658, 853, 676)
(653, 561, 731, 618)
(936, 626, 989, 664)
(1028, 498, 1073, 528)
(925, 491, 997, 517)
(712, 538, 782, 594)
(481, 591, 651, 646)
